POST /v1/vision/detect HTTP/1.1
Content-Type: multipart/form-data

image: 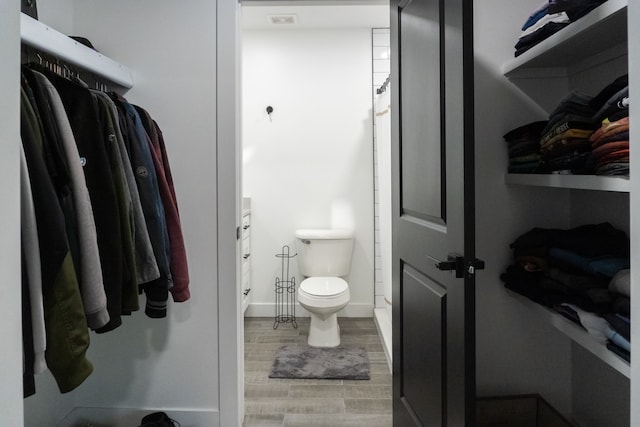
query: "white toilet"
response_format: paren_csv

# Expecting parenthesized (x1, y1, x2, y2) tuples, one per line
(295, 228, 354, 347)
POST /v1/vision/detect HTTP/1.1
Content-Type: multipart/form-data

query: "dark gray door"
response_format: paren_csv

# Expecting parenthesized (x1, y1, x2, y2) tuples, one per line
(390, 0, 477, 425)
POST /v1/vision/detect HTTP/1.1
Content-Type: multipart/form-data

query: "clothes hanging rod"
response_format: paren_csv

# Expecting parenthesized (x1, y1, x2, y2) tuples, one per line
(20, 13, 134, 89)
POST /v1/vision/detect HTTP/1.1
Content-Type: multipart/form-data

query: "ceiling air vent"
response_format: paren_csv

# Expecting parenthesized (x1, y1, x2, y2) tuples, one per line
(268, 14, 297, 25)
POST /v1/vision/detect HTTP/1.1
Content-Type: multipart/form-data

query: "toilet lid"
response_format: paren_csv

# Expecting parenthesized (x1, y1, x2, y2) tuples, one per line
(300, 277, 348, 297)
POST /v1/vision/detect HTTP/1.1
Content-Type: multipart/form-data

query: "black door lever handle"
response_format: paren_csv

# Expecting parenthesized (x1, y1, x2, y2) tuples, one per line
(426, 253, 464, 278)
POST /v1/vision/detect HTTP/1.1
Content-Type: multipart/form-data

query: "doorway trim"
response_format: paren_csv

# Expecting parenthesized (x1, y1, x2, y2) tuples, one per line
(217, 1, 242, 426)
(217, 1, 391, 425)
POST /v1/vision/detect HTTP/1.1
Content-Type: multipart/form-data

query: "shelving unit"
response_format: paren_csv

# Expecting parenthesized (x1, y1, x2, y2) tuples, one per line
(505, 173, 630, 192)
(502, 0, 627, 78)
(20, 13, 134, 89)
(508, 291, 630, 378)
(501, 0, 632, 404)
(503, 1, 630, 191)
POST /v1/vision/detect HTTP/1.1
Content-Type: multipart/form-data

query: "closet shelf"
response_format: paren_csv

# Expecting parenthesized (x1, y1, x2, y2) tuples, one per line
(505, 173, 630, 193)
(20, 13, 134, 89)
(502, 0, 627, 78)
(507, 291, 630, 379)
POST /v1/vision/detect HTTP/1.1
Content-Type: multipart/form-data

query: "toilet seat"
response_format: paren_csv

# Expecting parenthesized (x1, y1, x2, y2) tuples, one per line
(299, 277, 348, 298)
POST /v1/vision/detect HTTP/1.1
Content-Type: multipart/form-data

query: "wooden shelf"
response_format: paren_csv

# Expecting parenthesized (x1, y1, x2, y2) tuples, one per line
(503, 0, 627, 78)
(505, 173, 630, 193)
(20, 13, 134, 88)
(508, 291, 630, 378)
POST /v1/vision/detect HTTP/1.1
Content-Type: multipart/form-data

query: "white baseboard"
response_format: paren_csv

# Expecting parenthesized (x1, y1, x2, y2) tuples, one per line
(245, 302, 374, 318)
(374, 308, 392, 372)
(57, 407, 219, 427)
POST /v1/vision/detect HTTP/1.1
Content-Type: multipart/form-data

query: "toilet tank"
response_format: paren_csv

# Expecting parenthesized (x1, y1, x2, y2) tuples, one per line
(295, 229, 354, 277)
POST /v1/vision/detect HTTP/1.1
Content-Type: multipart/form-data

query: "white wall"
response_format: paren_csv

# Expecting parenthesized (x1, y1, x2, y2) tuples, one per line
(473, 0, 574, 415)
(242, 28, 375, 317)
(36, 0, 74, 34)
(22, 1, 222, 425)
(0, 1, 24, 425)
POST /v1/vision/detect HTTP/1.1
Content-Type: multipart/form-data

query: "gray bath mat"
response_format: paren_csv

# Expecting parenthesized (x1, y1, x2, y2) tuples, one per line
(269, 345, 370, 380)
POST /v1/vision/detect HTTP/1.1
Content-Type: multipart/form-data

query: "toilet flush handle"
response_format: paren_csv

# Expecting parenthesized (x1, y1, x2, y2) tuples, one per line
(301, 239, 311, 245)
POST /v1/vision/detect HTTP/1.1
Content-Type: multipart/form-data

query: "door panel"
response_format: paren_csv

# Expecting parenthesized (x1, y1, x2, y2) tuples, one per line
(391, 0, 476, 425)
(400, 0, 443, 223)
(401, 264, 446, 425)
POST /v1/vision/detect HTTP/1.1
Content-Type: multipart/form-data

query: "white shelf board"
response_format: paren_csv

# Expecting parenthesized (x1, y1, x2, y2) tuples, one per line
(505, 173, 630, 193)
(21, 13, 134, 89)
(503, 0, 627, 77)
(507, 291, 630, 378)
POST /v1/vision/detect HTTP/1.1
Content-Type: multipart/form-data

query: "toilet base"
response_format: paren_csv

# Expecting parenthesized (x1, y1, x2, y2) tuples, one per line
(307, 312, 341, 347)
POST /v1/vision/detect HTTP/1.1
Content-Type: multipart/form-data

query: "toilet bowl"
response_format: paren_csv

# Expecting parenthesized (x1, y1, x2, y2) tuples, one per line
(295, 229, 354, 347)
(298, 277, 350, 347)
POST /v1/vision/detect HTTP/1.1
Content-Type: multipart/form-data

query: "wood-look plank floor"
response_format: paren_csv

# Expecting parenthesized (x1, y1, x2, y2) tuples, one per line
(243, 317, 392, 427)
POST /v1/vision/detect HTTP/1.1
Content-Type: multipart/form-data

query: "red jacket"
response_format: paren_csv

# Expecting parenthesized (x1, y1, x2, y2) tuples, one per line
(135, 106, 190, 302)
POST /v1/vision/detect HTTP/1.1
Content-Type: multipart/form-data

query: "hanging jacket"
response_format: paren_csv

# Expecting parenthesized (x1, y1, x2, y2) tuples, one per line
(45, 71, 125, 333)
(111, 94, 172, 318)
(135, 105, 190, 302)
(25, 68, 110, 330)
(92, 91, 160, 287)
(20, 85, 93, 393)
(20, 144, 47, 377)
(92, 91, 140, 315)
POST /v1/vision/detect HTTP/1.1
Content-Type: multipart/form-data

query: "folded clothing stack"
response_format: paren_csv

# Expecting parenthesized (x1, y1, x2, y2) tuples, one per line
(515, 0, 608, 57)
(501, 223, 631, 361)
(502, 121, 547, 173)
(502, 74, 630, 176)
(586, 74, 630, 176)
(538, 91, 598, 173)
